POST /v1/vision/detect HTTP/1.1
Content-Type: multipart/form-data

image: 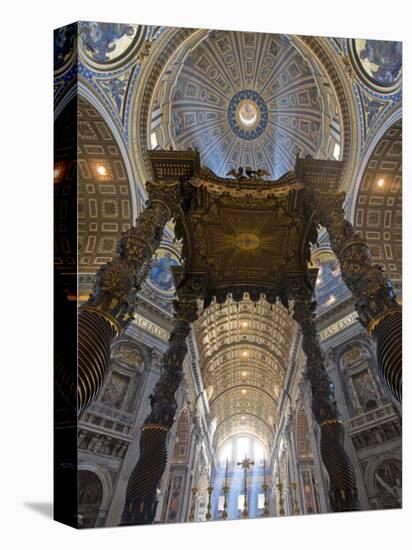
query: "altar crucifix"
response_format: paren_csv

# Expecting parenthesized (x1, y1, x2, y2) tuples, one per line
(237, 455, 254, 518)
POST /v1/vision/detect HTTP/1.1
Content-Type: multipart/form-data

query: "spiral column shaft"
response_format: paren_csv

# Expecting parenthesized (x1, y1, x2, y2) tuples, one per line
(372, 310, 402, 401)
(77, 308, 119, 415)
(55, 198, 175, 414)
(306, 189, 402, 401)
(122, 426, 169, 525)
(319, 420, 358, 511)
(293, 293, 360, 512)
(122, 298, 198, 525)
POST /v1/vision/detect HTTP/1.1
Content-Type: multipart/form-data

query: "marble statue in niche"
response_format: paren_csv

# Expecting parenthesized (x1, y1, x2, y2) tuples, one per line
(339, 344, 380, 413)
(102, 379, 120, 406)
(351, 369, 378, 411)
(101, 371, 130, 408)
(111, 344, 144, 370)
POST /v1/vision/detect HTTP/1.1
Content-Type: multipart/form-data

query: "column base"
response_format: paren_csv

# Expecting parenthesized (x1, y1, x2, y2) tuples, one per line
(329, 488, 360, 513)
(320, 421, 360, 513)
(120, 499, 158, 526)
(121, 425, 169, 525)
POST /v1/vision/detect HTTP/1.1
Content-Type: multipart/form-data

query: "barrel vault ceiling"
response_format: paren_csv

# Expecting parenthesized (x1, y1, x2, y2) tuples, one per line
(76, 96, 134, 272)
(195, 296, 295, 453)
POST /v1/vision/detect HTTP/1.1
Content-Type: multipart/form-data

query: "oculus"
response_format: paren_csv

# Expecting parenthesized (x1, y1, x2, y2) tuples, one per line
(237, 100, 259, 129)
(165, 32, 334, 178)
(227, 90, 268, 140)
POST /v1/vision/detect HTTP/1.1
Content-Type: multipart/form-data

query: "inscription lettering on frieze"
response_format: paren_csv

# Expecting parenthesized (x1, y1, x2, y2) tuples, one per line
(319, 312, 359, 342)
(134, 314, 170, 342)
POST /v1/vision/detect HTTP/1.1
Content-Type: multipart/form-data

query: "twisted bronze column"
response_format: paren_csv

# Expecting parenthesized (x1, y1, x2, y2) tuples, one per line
(307, 189, 401, 401)
(293, 291, 360, 512)
(57, 180, 183, 415)
(121, 297, 198, 525)
(76, 201, 170, 415)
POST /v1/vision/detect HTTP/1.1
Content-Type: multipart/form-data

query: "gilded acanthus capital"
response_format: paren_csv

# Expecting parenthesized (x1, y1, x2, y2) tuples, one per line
(82, 200, 172, 326)
(146, 180, 184, 218)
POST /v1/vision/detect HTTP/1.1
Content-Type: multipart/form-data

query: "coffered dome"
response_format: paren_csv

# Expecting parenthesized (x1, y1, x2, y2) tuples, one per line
(151, 31, 342, 178)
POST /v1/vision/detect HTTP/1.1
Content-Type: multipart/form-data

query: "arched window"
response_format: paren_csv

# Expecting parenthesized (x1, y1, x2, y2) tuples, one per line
(217, 435, 266, 465)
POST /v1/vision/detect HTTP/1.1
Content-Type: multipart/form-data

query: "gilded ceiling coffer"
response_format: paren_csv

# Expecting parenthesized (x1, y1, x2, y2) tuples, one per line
(121, 294, 199, 525)
(292, 284, 360, 513)
(301, 178, 402, 402)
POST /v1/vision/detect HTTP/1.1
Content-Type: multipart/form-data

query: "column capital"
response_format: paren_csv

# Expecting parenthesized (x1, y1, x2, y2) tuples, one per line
(174, 296, 199, 325)
(302, 188, 346, 225)
(146, 179, 184, 218)
(83, 200, 171, 327)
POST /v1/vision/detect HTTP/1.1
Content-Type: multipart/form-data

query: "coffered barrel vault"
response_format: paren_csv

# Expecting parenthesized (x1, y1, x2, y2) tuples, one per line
(354, 120, 402, 283)
(196, 296, 294, 452)
(77, 96, 134, 272)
